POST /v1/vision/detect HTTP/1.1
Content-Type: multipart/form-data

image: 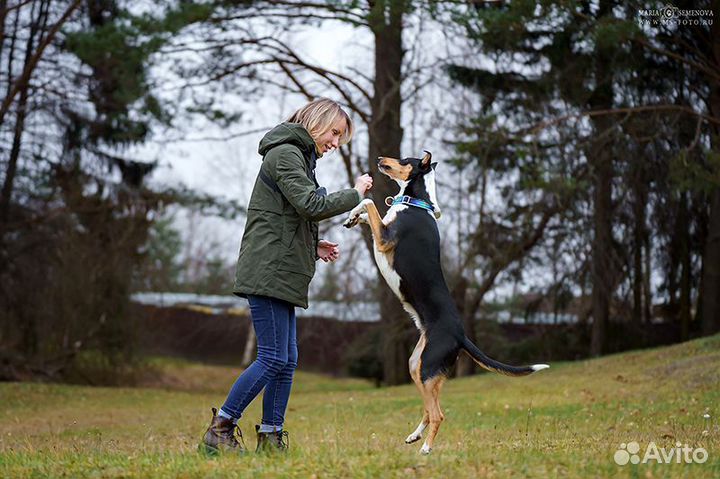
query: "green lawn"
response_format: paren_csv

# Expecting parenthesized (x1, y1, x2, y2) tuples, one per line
(1, 335, 719, 478)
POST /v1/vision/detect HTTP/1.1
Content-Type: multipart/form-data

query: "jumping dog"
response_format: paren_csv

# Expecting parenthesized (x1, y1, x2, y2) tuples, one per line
(343, 151, 549, 454)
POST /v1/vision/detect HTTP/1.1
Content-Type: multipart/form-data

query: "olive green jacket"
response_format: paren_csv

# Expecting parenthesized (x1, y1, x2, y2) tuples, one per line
(233, 123, 361, 308)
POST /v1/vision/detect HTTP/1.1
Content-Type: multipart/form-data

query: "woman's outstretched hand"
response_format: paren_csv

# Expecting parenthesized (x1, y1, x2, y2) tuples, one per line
(354, 174, 373, 196)
(317, 239, 340, 263)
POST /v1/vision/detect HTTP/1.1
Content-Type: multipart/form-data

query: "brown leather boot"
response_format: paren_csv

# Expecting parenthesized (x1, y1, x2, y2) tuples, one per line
(255, 425, 289, 453)
(198, 408, 246, 455)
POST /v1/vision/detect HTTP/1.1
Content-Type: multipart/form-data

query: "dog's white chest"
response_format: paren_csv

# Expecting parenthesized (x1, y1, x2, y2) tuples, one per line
(373, 208, 424, 332)
(373, 245, 401, 298)
(374, 207, 406, 298)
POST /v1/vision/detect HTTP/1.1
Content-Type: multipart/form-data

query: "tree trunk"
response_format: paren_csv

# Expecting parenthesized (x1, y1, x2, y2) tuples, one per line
(679, 193, 692, 341)
(453, 276, 475, 376)
(701, 10, 720, 335)
(241, 321, 256, 368)
(0, 0, 38, 288)
(643, 230, 652, 322)
(701, 189, 720, 335)
(632, 182, 646, 325)
(589, 2, 614, 356)
(0, 0, 8, 63)
(14, 1, 44, 357)
(366, 0, 410, 385)
(590, 136, 613, 356)
(0, 81, 28, 226)
(367, 0, 404, 188)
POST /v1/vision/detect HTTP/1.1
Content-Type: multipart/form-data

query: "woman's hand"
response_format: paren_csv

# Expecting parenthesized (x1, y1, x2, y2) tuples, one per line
(354, 174, 373, 196)
(317, 239, 340, 263)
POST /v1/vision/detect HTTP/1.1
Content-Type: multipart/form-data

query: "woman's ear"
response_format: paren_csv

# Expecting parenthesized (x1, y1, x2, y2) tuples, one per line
(420, 150, 432, 170)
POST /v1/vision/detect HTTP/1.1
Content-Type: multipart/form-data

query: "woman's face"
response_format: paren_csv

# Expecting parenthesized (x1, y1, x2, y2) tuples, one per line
(314, 117, 347, 155)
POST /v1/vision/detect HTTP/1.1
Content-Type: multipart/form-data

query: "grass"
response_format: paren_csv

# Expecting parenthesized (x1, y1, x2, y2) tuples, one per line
(1, 336, 719, 478)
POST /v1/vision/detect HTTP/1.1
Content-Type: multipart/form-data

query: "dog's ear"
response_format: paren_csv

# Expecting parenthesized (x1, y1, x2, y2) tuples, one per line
(431, 162, 438, 170)
(420, 150, 432, 170)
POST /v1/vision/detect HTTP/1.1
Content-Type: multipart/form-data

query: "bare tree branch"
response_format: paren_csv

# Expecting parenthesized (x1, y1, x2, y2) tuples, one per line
(634, 36, 720, 84)
(266, 36, 373, 107)
(277, 60, 315, 100)
(153, 127, 273, 145)
(217, 11, 369, 27)
(0, 0, 33, 16)
(262, 0, 368, 23)
(0, 0, 82, 126)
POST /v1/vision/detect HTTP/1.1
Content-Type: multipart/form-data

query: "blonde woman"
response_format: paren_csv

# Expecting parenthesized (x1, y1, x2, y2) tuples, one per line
(200, 99, 372, 455)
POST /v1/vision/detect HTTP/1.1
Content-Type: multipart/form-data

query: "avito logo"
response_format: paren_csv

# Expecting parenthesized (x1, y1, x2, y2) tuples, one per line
(614, 441, 708, 465)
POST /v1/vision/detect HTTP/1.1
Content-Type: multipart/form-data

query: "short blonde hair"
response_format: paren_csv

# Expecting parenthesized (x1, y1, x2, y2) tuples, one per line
(287, 98, 354, 147)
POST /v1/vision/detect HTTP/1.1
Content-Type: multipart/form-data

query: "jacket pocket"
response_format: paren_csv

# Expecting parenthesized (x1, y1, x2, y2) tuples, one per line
(278, 219, 315, 277)
(282, 216, 300, 247)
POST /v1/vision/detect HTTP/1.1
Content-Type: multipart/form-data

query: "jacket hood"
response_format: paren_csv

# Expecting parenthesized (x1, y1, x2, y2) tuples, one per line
(258, 122, 316, 156)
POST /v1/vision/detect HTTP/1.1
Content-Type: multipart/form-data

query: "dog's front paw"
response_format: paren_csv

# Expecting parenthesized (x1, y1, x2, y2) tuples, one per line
(419, 444, 432, 455)
(405, 433, 421, 444)
(343, 214, 360, 228)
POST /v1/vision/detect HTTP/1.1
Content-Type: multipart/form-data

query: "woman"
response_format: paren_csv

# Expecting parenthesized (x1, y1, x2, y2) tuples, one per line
(200, 98, 372, 455)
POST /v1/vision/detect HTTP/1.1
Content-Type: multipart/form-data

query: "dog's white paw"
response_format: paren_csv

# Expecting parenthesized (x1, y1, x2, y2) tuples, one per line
(419, 443, 432, 455)
(344, 205, 363, 228)
(343, 214, 360, 228)
(344, 199, 373, 228)
(405, 433, 421, 444)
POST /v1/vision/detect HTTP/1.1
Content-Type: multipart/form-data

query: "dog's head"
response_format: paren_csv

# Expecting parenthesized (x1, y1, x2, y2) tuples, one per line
(377, 151, 437, 183)
(377, 151, 441, 219)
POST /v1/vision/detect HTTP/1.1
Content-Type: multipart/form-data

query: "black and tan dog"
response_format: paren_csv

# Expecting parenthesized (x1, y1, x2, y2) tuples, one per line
(343, 151, 549, 454)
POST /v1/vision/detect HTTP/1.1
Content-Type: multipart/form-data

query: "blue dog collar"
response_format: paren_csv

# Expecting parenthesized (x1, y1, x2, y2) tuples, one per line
(391, 195, 435, 213)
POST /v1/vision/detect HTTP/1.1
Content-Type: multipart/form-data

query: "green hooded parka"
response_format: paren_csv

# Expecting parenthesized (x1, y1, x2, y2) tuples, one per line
(233, 123, 361, 308)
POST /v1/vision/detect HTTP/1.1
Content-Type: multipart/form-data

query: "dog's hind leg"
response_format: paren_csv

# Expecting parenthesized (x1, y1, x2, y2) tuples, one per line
(406, 335, 428, 444)
(406, 412, 429, 445)
(419, 374, 446, 455)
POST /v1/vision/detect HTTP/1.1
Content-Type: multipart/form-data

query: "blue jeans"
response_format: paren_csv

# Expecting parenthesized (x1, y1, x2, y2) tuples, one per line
(220, 295, 298, 427)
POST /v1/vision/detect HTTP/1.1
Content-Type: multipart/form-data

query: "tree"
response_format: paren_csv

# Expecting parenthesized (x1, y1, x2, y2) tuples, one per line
(687, 1, 720, 334)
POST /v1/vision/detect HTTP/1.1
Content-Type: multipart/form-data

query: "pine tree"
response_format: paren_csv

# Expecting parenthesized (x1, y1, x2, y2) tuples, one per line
(446, 0, 719, 355)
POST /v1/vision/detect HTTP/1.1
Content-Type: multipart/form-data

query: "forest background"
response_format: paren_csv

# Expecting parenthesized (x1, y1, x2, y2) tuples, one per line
(1, 0, 719, 386)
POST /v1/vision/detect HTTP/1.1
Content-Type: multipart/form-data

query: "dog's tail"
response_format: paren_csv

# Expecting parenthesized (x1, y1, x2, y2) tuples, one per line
(461, 336, 549, 377)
